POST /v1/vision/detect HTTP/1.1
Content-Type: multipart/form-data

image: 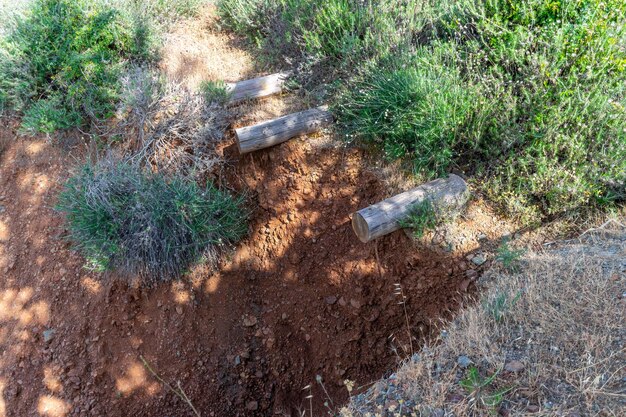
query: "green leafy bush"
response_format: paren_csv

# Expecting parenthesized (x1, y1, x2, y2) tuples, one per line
(337, 0, 626, 223)
(218, 0, 625, 223)
(0, 0, 137, 132)
(57, 160, 247, 281)
(336, 46, 480, 177)
(0, 0, 202, 133)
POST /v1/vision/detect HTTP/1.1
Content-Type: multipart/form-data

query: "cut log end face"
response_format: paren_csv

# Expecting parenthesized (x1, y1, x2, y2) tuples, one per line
(352, 212, 370, 243)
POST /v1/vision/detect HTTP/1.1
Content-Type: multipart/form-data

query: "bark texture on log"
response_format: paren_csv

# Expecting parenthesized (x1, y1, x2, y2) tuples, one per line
(227, 72, 290, 104)
(235, 106, 333, 154)
(352, 174, 469, 243)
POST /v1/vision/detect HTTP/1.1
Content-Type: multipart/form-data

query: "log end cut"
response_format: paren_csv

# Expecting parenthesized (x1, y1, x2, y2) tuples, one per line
(351, 211, 371, 243)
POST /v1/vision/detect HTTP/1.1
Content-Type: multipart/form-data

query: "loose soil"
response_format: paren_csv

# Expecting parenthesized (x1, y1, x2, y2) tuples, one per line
(0, 8, 516, 417)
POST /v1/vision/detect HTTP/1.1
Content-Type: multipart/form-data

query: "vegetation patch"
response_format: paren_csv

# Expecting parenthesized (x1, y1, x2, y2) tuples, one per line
(56, 159, 247, 281)
(344, 226, 626, 416)
(218, 0, 626, 225)
(0, 0, 200, 133)
(398, 199, 439, 239)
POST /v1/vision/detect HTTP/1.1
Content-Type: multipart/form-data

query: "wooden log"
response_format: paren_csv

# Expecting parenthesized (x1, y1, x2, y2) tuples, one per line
(226, 72, 290, 104)
(235, 106, 333, 154)
(352, 174, 469, 243)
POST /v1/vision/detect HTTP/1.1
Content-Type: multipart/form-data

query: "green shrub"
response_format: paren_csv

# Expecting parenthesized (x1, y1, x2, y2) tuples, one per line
(337, 0, 626, 223)
(336, 45, 480, 177)
(0, 0, 203, 133)
(0, 0, 136, 132)
(216, 0, 266, 38)
(57, 159, 247, 281)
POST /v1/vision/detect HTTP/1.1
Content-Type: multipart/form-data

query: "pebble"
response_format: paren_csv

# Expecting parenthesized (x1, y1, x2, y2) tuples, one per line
(457, 355, 472, 368)
(471, 254, 487, 266)
(43, 329, 55, 343)
(246, 401, 258, 411)
(242, 316, 257, 327)
(324, 295, 337, 305)
(175, 306, 183, 315)
(505, 360, 525, 373)
(526, 405, 539, 412)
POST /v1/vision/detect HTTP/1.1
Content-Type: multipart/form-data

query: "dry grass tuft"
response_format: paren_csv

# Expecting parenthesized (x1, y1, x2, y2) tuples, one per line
(343, 221, 625, 416)
(110, 66, 229, 178)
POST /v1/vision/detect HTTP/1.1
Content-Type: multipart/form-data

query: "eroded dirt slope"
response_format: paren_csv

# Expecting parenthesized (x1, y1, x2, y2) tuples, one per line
(0, 9, 514, 417)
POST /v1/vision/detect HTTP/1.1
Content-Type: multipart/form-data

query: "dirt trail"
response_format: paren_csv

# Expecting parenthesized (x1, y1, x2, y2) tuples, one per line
(0, 9, 513, 417)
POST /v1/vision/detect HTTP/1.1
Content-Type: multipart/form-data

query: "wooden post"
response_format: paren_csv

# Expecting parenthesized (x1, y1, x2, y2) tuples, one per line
(227, 72, 290, 104)
(352, 174, 469, 243)
(235, 106, 333, 154)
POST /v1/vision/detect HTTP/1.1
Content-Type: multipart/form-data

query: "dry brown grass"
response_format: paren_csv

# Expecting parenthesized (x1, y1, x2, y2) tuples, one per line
(343, 220, 625, 416)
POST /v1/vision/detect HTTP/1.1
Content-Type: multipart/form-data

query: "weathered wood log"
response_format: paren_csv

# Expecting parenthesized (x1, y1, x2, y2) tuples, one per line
(352, 174, 469, 243)
(235, 106, 333, 154)
(226, 72, 290, 104)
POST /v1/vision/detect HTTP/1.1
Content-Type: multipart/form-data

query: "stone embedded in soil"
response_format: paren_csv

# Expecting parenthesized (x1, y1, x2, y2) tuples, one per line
(457, 355, 472, 368)
(471, 254, 487, 266)
(505, 360, 525, 373)
(246, 401, 258, 411)
(43, 329, 55, 343)
(324, 295, 337, 305)
(242, 315, 257, 327)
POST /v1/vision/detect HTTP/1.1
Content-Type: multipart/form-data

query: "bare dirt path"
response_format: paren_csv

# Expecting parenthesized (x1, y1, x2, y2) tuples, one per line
(0, 9, 513, 417)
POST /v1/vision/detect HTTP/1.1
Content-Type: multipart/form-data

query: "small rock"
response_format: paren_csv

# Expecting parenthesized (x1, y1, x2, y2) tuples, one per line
(350, 299, 361, 309)
(471, 254, 487, 266)
(466, 269, 478, 279)
(458, 279, 471, 292)
(324, 296, 337, 305)
(175, 306, 183, 315)
(505, 360, 525, 373)
(246, 401, 258, 411)
(477, 232, 487, 241)
(526, 405, 539, 413)
(457, 355, 472, 368)
(43, 329, 55, 343)
(338, 297, 347, 307)
(234, 356, 241, 366)
(242, 316, 257, 327)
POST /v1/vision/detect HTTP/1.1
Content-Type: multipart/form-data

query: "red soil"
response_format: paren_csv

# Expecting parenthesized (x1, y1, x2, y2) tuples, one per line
(0, 114, 494, 416)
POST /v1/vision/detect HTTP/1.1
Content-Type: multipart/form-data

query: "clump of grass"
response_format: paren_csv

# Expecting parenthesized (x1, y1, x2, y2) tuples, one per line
(399, 199, 438, 239)
(336, 46, 478, 177)
(199, 80, 231, 105)
(56, 159, 247, 281)
(460, 366, 511, 411)
(495, 240, 525, 272)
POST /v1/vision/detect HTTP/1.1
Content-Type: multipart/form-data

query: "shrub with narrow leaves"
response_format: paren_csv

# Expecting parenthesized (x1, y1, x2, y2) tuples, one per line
(57, 160, 248, 282)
